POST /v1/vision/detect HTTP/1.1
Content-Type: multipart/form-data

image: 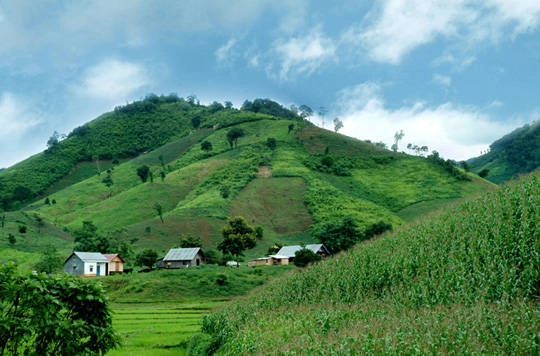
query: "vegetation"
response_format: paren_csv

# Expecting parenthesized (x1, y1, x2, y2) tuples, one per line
(195, 173, 539, 354)
(0, 262, 119, 355)
(469, 120, 540, 183)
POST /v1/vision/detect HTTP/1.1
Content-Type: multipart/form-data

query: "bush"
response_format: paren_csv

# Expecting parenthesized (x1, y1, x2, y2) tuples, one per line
(294, 248, 322, 267)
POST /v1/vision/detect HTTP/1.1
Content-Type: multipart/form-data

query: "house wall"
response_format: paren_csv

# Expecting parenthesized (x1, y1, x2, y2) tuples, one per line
(64, 255, 84, 276)
(83, 262, 108, 277)
(109, 257, 124, 272)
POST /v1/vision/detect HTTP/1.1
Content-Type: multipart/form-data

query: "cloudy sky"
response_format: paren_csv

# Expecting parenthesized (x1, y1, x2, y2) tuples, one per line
(1, 0, 539, 168)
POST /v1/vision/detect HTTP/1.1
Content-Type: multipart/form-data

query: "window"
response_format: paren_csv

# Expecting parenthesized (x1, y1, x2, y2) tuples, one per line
(89, 265, 94, 273)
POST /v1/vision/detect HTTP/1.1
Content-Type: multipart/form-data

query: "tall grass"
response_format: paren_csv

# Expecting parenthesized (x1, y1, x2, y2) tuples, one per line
(196, 173, 539, 354)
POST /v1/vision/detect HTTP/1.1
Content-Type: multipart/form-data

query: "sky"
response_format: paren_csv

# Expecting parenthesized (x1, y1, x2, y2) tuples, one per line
(1, 0, 540, 168)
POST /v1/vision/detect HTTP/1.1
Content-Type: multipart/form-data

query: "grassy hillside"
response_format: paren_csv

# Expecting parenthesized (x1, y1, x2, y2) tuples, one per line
(0, 97, 494, 269)
(469, 120, 540, 183)
(195, 173, 539, 354)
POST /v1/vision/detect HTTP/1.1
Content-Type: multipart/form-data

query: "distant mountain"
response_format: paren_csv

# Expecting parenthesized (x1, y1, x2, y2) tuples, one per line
(469, 120, 540, 184)
(0, 95, 493, 266)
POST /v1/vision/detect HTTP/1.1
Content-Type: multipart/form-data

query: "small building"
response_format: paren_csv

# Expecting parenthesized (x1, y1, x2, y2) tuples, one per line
(64, 252, 109, 277)
(103, 254, 125, 275)
(276, 244, 330, 261)
(248, 255, 289, 267)
(161, 247, 204, 268)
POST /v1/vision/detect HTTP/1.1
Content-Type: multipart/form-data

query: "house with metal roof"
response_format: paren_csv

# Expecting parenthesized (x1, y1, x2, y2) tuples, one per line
(63, 252, 109, 277)
(160, 247, 204, 268)
(276, 244, 330, 261)
(103, 254, 125, 274)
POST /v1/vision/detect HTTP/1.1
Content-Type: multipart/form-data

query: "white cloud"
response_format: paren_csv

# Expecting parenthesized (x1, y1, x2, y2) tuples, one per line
(74, 59, 150, 102)
(344, 0, 540, 65)
(215, 38, 238, 66)
(0, 93, 41, 140)
(334, 83, 522, 160)
(433, 74, 452, 87)
(274, 27, 337, 80)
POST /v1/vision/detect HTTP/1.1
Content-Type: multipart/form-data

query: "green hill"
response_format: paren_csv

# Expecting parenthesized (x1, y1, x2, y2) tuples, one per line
(195, 173, 539, 354)
(469, 120, 540, 183)
(0, 96, 493, 267)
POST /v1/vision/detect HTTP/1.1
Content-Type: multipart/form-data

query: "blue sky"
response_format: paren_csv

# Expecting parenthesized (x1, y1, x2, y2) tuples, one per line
(1, 0, 539, 168)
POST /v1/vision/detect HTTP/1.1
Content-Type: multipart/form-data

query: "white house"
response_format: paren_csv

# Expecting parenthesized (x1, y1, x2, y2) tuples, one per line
(63, 252, 109, 277)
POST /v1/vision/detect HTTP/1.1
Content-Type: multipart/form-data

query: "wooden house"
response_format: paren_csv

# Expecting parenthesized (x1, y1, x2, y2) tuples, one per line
(103, 254, 125, 274)
(63, 252, 109, 277)
(161, 247, 204, 268)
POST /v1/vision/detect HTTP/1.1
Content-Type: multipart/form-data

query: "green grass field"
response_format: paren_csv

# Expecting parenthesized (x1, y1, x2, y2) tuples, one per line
(108, 301, 220, 356)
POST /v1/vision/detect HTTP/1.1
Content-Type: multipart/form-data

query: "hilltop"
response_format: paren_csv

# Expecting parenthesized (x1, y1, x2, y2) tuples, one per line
(0, 96, 493, 266)
(468, 120, 540, 184)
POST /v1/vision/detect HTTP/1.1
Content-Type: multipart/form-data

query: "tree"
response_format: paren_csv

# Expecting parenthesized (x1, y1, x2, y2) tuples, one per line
(73, 221, 110, 253)
(288, 123, 295, 134)
(201, 140, 213, 152)
(154, 203, 164, 223)
(102, 170, 114, 198)
(179, 235, 203, 248)
(406, 143, 429, 156)
(478, 168, 489, 178)
(294, 248, 322, 267)
(318, 106, 328, 128)
(8, 233, 16, 245)
(299, 104, 313, 119)
(266, 137, 277, 151)
(313, 216, 362, 254)
(218, 216, 257, 261)
(135, 249, 158, 269)
(220, 185, 230, 199)
(34, 213, 44, 233)
(34, 245, 63, 274)
(136, 165, 150, 183)
(0, 263, 120, 355)
(226, 128, 244, 148)
(333, 117, 343, 132)
(392, 130, 405, 152)
(46, 131, 61, 152)
(191, 116, 201, 128)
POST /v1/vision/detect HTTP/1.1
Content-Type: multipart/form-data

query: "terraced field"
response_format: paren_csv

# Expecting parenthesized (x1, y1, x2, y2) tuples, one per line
(108, 301, 220, 355)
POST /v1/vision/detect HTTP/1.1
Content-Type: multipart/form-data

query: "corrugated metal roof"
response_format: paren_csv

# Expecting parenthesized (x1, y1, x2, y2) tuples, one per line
(73, 252, 108, 263)
(276, 244, 326, 258)
(163, 248, 201, 261)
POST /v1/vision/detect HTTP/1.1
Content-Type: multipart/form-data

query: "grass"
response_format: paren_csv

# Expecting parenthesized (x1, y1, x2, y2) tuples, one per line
(107, 301, 219, 356)
(197, 173, 540, 354)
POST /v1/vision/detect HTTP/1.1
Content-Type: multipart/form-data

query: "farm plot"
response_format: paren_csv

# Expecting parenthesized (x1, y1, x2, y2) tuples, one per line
(107, 301, 219, 355)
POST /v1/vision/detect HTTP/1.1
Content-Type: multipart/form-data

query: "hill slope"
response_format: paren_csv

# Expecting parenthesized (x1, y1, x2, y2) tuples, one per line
(1, 97, 493, 266)
(469, 120, 540, 183)
(196, 173, 539, 354)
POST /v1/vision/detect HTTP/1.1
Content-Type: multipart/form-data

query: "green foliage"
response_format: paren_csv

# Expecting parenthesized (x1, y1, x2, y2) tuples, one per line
(33, 244, 63, 274)
(200, 140, 213, 152)
(179, 235, 203, 248)
(198, 173, 539, 354)
(73, 220, 110, 253)
(135, 249, 158, 269)
(226, 128, 245, 148)
(266, 137, 277, 150)
(470, 120, 540, 183)
(136, 165, 150, 183)
(479, 168, 489, 178)
(313, 215, 362, 253)
(293, 247, 322, 267)
(0, 263, 120, 355)
(218, 217, 257, 258)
